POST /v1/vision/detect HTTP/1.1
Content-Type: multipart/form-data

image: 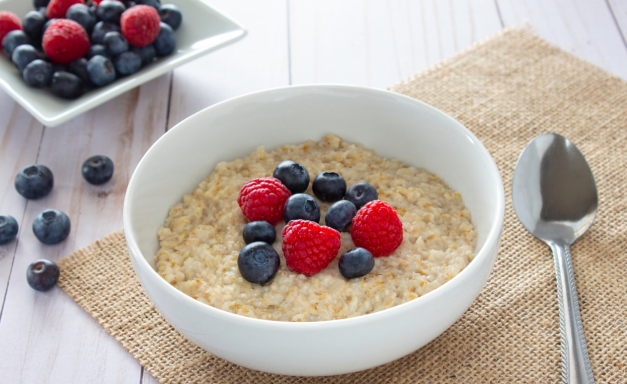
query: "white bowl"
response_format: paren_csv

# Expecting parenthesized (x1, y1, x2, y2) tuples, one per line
(0, 0, 246, 127)
(123, 85, 505, 376)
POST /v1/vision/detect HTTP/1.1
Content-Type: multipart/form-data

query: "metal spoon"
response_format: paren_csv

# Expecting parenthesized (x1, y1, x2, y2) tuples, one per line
(512, 133, 596, 384)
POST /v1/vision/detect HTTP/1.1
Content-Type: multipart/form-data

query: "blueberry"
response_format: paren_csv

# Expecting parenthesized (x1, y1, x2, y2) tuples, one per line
(338, 248, 375, 279)
(113, 51, 141, 76)
(312, 172, 346, 202)
(243, 221, 276, 245)
(130, 44, 155, 65)
(69, 57, 90, 84)
(26, 259, 60, 291)
(81, 155, 114, 185)
(23, 59, 52, 88)
(22, 11, 47, 40)
(91, 21, 120, 45)
(324, 200, 356, 232)
(33, 0, 50, 8)
(123, 1, 137, 9)
(137, 0, 161, 10)
(89, 4, 98, 18)
(12, 45, 40, 73)
(237, 242, 280, 285)
(87, 55, 116, 86)
(86, 44, 110, 59)
(159, 4, 182, 30)
(153, 22, 175, 56)
(50, 71, 84, 99)
(50, 63, 68, 74)
(2, 30, 32, 58)
(283, 193, 320, 224)
(103, 31, 128, 56)
(66, 4, 96, 34)
(42, 18, 59, 36)
(37, 7, 48, 19)
(345, 182, 378, 210)
(0, 215, 19, 245)
(272, 160, 309, 194)
(96, 0, 126, 24)
(32, 209, 71, 244)
(14, 165, 53, 199)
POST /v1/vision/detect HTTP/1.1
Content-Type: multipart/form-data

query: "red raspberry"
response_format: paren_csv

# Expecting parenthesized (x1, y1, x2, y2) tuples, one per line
(43, 20, 90, 64)
(0, 11, 22, 44)
(238, 177, 291, 225)
(120, 5, 161, 47)
(351, 200, 403, 257)
(281, 220, 341, 276)
(46, 0, 85, 20)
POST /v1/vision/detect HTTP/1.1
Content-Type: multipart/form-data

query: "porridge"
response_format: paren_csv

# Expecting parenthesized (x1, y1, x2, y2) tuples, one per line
(156, 134, 477, 322)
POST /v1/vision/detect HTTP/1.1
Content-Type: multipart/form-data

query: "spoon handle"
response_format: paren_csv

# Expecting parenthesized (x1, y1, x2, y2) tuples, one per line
(549, 242, 594, 384)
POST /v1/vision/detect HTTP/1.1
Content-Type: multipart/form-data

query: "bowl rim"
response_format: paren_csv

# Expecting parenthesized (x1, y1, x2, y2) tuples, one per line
(123, 83, 505, 329)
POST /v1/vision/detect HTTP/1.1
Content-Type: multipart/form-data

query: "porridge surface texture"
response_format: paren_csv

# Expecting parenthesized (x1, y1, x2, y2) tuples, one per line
(156, 135, 477, 322)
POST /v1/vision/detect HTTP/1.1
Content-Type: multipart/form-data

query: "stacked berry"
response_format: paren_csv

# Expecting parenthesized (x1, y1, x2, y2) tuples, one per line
(0, 0, 182, 99)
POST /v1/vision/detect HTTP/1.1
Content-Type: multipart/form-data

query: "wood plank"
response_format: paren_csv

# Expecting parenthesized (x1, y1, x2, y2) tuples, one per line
(608, 0, 627, 46)
(497, 0, 627, 80)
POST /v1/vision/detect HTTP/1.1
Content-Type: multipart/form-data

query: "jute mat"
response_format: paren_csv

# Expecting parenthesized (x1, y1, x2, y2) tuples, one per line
(57, 27, 627, 383)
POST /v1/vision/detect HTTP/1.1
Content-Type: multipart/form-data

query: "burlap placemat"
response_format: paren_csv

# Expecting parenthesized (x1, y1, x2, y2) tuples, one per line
(57, 27, 627, 383)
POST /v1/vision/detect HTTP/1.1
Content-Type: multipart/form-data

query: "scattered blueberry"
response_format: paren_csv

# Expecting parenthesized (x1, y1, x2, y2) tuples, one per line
(130, 44, 155, 65)
(312, 172, 347, 202)
(33, 0, 50, 8)
(12, 45, 40, 73)
(14, 165, 53, 199)
(26, 259, 60, 291)
(66, 4, 96, 34)
(114, 51, 141, 75)
(243, 221, 276, 245)
(22, 10, 47, 40)
(32, 209, 71, 244)
(50, 71, 83, 99)
(153, 22, 175, 56)
(159, 4, 181, 30)
(96, 0, 126, 24)
(345, 182, 378, 210)
(50, 63, 68, 74)
(69, 57, 90, 84)
(86, 44, 110, 59)
(103, 31, 128, 56)
(238, 242, 280, 285)
(273, 160, 309, 194)
(338, 248, 375, 279)
(23, 59, 52, 88)
(42, 18, 58, 35)
(2, 30, 32, 58)
(283, 193, 320, 224)
(324, 200, 356, 232)
(81, 155, 114, 185)
(137, 0, 161, 10)
(0, 215, 19, 245)
(91, 21, 120, 45)
(87, 55, 116, 86)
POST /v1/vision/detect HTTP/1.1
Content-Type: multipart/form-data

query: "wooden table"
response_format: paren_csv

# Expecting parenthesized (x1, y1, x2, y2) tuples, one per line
(0, 1, 625, 382)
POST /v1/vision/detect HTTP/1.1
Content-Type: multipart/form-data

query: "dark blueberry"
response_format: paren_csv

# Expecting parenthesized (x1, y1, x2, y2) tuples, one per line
(23, 59, 52, 88)
(32, 209, 71, 245)
(69, 57, 90, 84)
(91, 21, 120, 45)
(312, 172, 347, 202)
(103, 31, 128, 56)
(37, 7, 48, 19)
(87, 55, 116, 86)
(345, 182, 378, 210)
(272, 160, 309, 194)
(283, 193, 320, 224)
(22, 11, 47, 40)
(50, 71, 84, 99)
(96, 0, 126, 24)
(14, 165, 53, 199)
(122, 1, 136, 9)
(0, 215, 19, 245)
(243, 221, 276, 245)
(130, 44, 155, 65)
(26, 259, 60, 291)
(50, 63, 68, 74)
(113, 51, 141, 75)
(237, 242, 280, 285)
(137, 0, 161, 10)
(89, 4, 98, 18)
(2, 30, 32, 58)
(42, 18, 59, 35)
(324, 200, 356, 232)
(158, 4, 182, 30)
(66, 4, 96, 34)
(34, 0, 50, 8)
(86, 44, 110, 59)
(153, 22, 175, 56)
(338, 248, 375, 279)
(81, 155, 114, 185)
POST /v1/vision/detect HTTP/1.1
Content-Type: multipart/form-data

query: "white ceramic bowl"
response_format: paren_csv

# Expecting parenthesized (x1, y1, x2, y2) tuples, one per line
(123, 85, 505, 376)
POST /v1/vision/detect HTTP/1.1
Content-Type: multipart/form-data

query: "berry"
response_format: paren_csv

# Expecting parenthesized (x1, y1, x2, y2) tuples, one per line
(43, 19, 90, 64)
(66, 4, 96, 34)
(87, 55, 116, 86)
(91, 21, 120, 44)
(158, 4, 181, 30)
(324, 200, 356, 232)
(50, 62, 67, 74)
(0, 215, 19, 244)
(238, 177, 291, 225)
(22, 11, 47, 41)
(42, 18, 58, 36)
(281, 220, 341, 276)
(2, 30, 32, 58)
(86, 43, 110, 59)
(312, 172, 346, 202)
(69, 57, 90, 83)
(23, 59, 52, 88)
(12, 45, 40, 73)
(283, 193, 320, 224)
(137, 0, 160, 10)
(103, 31, 128, 56)
(272, 160, 309, 194)
(0, 11, 22, 44)
(153, 21, 174, 56)
(34, 0, 51, 8)
(120, 5, 160, 46)
(96, 0, 126, 24)
(338, 248, 375, 279)
(27, 259, 60, 291)
(81, 155, 114, 184)
(243, 221, 276, 245)
(351, 200, 403, 257)
(345, 182, 378, 210)
(237, 242, 280, 284)
(122, 1, 136, 9)
(50, 71, 83, 98)
(46, 0, 85, 20)
(15, 165, 54, 199)
(113, 51, 141, 75)
(130, 44, 155, 65)
(32, 209, 71, 244)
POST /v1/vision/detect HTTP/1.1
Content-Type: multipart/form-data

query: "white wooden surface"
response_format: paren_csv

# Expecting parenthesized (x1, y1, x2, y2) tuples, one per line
(0, 1, 624, 382)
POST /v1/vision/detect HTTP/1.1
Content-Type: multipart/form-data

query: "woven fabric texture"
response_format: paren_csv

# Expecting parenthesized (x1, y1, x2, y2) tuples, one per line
(57, 27, 627, 383)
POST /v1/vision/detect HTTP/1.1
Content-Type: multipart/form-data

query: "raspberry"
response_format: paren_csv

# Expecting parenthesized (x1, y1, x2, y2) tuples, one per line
(120, 5, 161, 47)
(238, 177, 291, 225)
(0, 11, 22, 44)
(350, 200, 403, 257)
(43, 19, 90, 64)
(281, 220, 341, 276)
(46, 0, 85, 20)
